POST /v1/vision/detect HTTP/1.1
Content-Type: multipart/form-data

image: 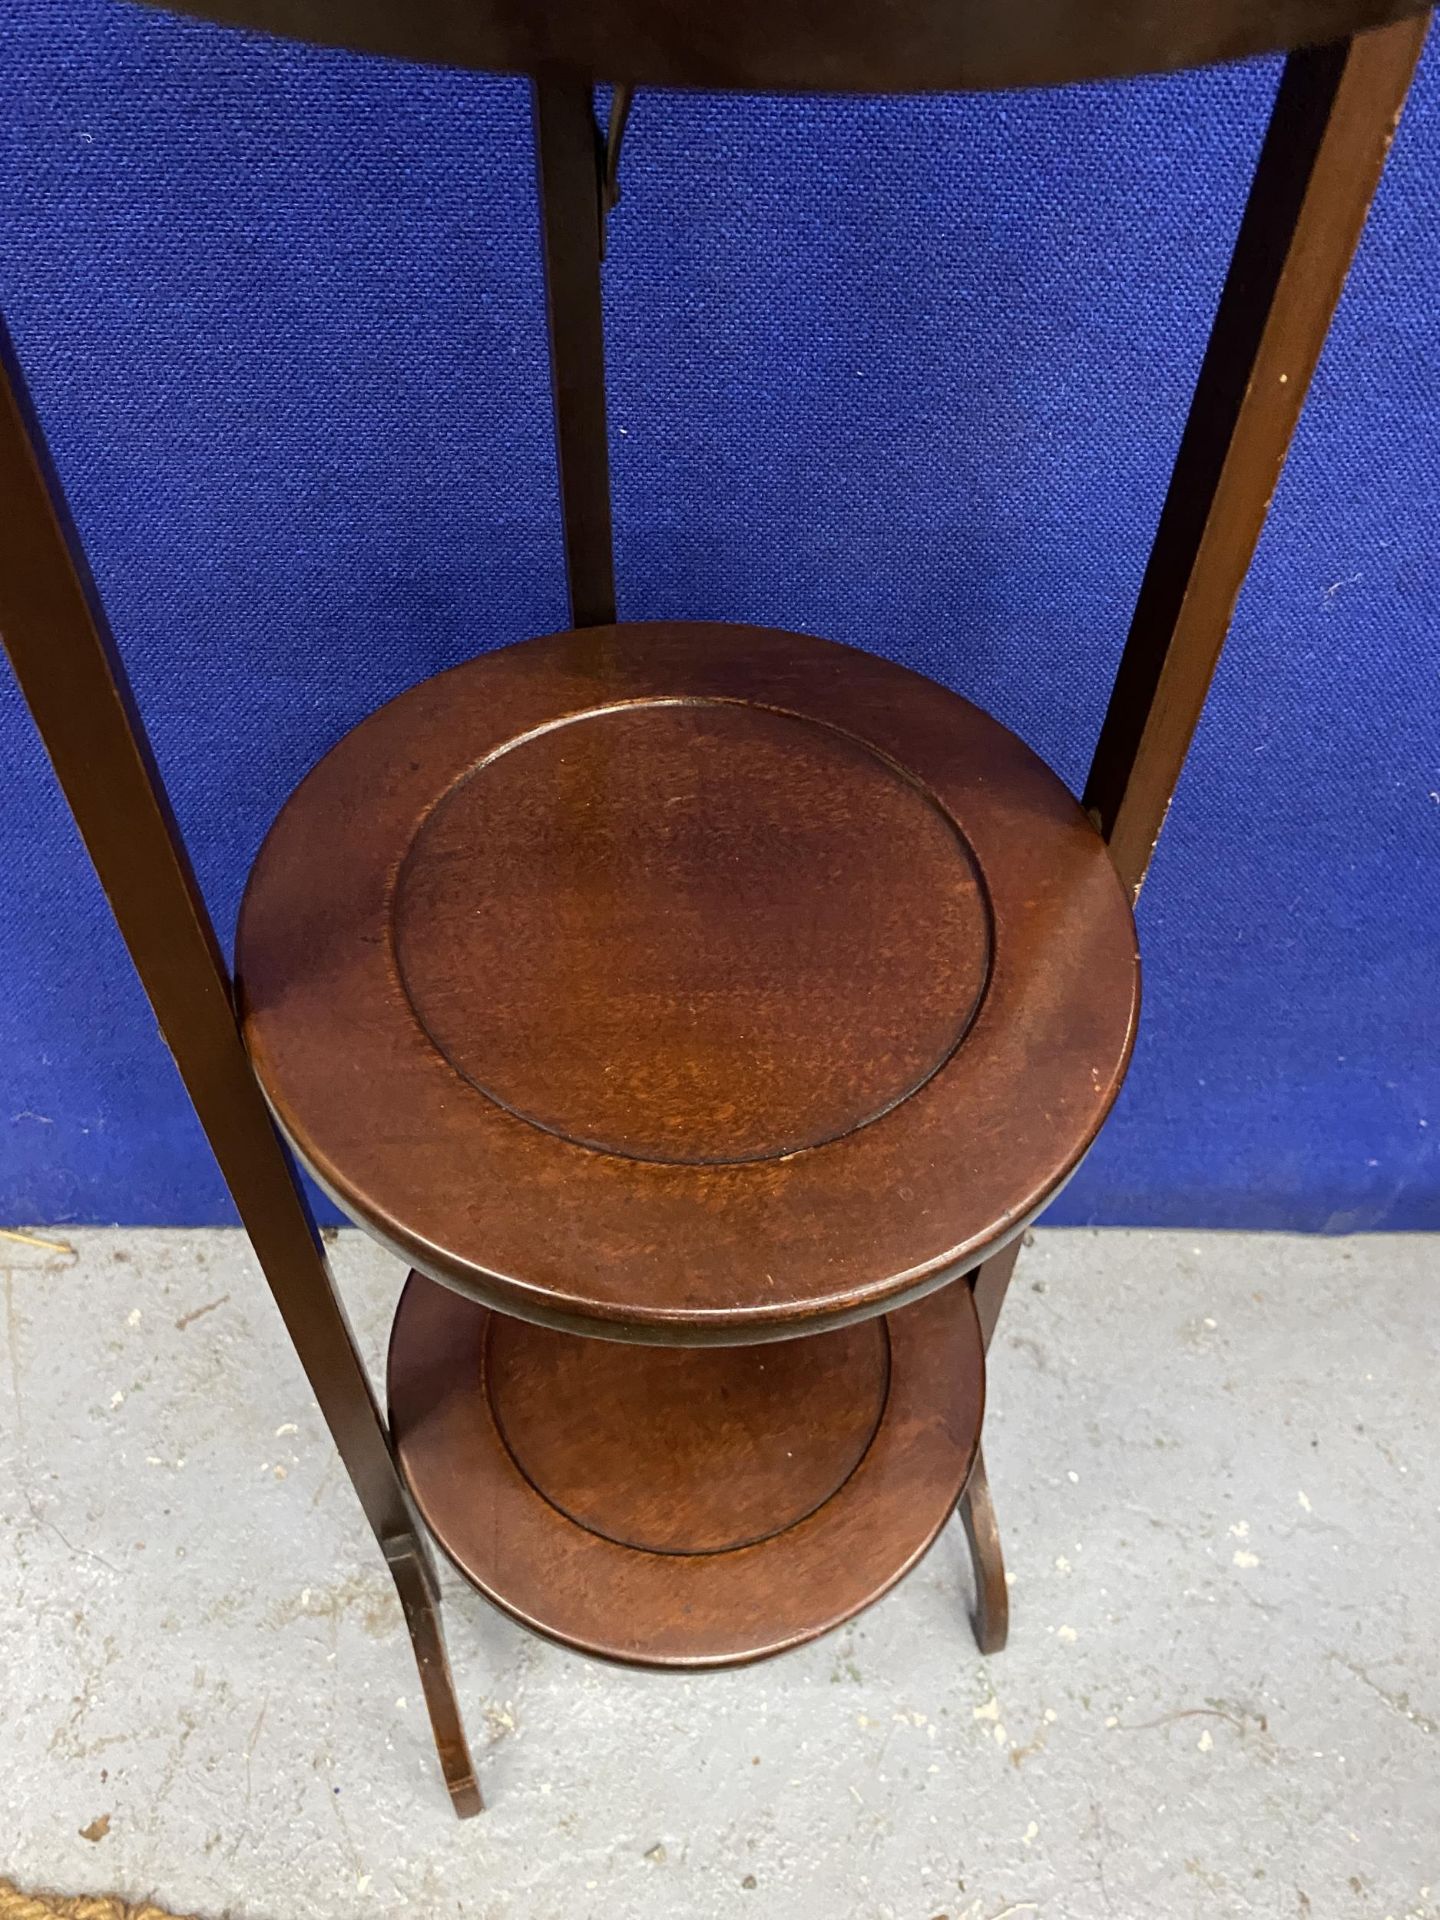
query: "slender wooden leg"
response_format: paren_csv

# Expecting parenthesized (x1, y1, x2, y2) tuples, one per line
(963, 1241, 1020, 1652)
(959, 1445, 1008, 1656)
(387, 1543, 483, 1817)
(1085, 20, 1428, 899)
(970, 1237, 1024, 1352)
(532, 70, 617, 629)
(0, 322, 481, 1817)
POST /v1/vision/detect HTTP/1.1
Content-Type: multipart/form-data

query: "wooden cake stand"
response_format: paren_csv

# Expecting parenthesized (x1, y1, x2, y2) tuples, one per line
(1, 0, 1428, 1817)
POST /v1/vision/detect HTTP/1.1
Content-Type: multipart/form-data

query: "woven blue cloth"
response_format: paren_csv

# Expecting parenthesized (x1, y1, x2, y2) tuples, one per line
(1, 3, 1436, 1229)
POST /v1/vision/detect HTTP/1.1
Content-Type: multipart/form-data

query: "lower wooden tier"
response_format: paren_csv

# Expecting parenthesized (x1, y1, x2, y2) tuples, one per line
(387, 1272, 985, 1667)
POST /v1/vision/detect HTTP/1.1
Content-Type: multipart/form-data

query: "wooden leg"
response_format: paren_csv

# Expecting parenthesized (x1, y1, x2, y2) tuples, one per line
(959, 1444, 1008, 1656)
(964, 1241, 1021, 1652)
(387, 1542, 484, 1817)
(533, 71, 617, 629)
(0, 322, 481, 1817)
(1084, 21, 1427, 899)
(970, 1237, 1023, 1352)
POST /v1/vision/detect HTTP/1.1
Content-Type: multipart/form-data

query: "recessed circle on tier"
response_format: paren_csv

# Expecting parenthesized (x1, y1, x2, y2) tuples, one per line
(388, 1270, 983, 1667)
(487, 1311, 890, 1553)
(237, 621, 1139, 1343)
(394, 700, 989, 1166)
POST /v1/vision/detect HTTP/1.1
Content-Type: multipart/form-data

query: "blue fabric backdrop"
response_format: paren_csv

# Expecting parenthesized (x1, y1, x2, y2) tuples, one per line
(2, 3, 1437, 1231)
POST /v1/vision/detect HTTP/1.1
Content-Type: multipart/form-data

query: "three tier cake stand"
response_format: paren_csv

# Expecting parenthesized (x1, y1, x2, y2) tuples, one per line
(2, 0, 1428, 1815)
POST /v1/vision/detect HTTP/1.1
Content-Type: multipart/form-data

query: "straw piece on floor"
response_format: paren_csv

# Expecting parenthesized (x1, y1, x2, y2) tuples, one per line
(0, 1882, 198, 1920)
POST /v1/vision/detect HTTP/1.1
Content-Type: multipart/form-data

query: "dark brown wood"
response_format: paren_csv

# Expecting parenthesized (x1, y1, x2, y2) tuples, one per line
(385, 1543, 483, 1818)
(533, 72, 616, 629)
(0, 318, 481, 1819)
(137, 0, 1431, 93)
(487, 1312, 890, 1553)
(970, 1239, 1023, 1353)
(237, 621, 1140, 1344)
(958, 1445, 1008, 1655)
(9, 0, 1424, 1807)
(1086, 19, 1428, 897)
(388, 1269, 985, 1665)
(394, 697, 989, 1166)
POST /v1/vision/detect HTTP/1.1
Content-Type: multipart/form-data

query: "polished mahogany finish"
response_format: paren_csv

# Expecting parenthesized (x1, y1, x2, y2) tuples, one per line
(1085, 23, 1430, 895)
(388, 1269, 985, 1665)
(393, 698, 989, 1166)
(139, 0, 1430, 93)
(487, 1314, 890, 1553)
(957, 1446, 1007, 1655)
(7, 0, 1424, 1816)
(0, 322, 481, 1817)
(237, 620, 1140, 1344)
(533, 74, 616, 629)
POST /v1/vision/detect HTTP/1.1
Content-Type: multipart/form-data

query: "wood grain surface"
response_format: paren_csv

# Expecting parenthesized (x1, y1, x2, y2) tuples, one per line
(388, 1267, 986, 1665)
(237, 621, 1139, 1343)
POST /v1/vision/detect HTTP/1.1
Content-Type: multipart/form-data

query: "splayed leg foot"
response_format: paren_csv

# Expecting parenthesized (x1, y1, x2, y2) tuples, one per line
(958, 1445, 1008, 1655)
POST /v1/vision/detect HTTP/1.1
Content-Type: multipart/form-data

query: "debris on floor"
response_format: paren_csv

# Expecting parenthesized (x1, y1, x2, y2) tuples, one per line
(0, 1228, 1435, 1920)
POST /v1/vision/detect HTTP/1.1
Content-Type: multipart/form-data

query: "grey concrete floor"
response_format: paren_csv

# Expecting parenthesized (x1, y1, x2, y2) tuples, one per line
(0, 1227, 1435, 1920)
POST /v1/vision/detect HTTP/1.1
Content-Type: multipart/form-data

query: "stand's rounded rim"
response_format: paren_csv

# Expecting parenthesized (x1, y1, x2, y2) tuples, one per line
(236, 621, 1139, 1345)
(135, 0, 1431, 92)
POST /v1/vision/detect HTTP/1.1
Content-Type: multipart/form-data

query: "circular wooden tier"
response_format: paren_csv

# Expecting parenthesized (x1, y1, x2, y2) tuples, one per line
(387, 1267, 985, 1666)
(237, 621, 1139, 1345)
(142, 0, 1429, 92)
